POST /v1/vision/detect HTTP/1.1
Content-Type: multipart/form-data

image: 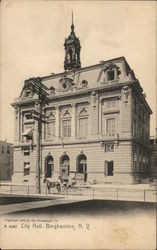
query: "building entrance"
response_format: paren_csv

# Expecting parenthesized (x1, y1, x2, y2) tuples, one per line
(45, 155, 54, 178)
(76, 154, 87, 182)
(60, 154, 70, 179)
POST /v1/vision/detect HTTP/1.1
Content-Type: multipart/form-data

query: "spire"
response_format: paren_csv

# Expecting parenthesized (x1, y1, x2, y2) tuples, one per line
(72, 11, 73, 25)
(71, 11, 74, 33)
(64, 13, 81, 71)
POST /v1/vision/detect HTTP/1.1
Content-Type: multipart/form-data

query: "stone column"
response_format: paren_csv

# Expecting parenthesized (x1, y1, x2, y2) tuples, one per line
(71, 103, 76, 138)
(55, 106, 60, 138)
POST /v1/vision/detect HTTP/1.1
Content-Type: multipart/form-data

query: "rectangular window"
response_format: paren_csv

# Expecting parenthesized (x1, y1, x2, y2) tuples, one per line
(106, 99, 117, 109)
(46, 121, 55, 139)
(24, 162, 30, 176)
(7, 146, 10, 154)
(105, 144, 114, 152)
(79, 117, 88, 138)
(22, 123, 33, 141)
(23, 146, 30, 156)
(106, 161, 114, 176)
(107, 70, 115, 81)
(63, 120, 71, 138)
(106, 118, 115, 136)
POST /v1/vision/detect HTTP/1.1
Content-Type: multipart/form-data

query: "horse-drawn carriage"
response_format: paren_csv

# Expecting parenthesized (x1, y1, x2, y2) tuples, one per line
(45, 176, 76, 194)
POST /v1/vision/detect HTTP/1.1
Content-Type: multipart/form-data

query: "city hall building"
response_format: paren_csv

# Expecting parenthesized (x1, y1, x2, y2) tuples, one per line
(12, 19, 152, 186)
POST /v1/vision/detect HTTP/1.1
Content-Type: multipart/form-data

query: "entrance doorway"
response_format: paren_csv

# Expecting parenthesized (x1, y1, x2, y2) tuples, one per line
(76, 154, 87, 182)
(77, 154, 87, 173)
(60, 154, 70, 179)
(45, 155, 54, 178)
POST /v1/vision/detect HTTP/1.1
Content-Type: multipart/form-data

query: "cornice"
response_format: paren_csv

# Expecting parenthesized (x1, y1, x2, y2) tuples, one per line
(131, 82, 152, 114)
(14, 137, 136, 149)
(11, 81, 138, 106)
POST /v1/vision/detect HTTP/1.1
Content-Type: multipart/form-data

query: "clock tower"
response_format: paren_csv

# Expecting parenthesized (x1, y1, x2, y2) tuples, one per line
(64, 13, 81, 71)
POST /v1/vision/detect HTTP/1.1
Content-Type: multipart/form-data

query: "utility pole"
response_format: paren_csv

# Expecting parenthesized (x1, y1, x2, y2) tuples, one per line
(24, 77, 49, 194)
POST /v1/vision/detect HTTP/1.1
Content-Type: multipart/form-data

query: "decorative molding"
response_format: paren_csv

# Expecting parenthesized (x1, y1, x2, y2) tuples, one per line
(15, 106, 19, 115)
(122, 85, 131, 103)
(103, 110, 120, 115)
(62, 109, 71, 118)
(47, 112, 55, 120)
(79, 107, 88, 116)
(91, 91, 98, 107)
(59, 76, 75, 92)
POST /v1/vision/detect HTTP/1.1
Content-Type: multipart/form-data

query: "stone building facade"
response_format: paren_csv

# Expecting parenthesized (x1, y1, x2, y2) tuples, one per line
(12, 20, 152, 186)
(150, 137, 157, 178)
(0, 140, 13, 181)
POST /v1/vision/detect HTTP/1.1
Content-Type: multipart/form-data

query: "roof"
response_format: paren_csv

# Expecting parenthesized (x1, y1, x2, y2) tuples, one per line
(40, 56, 134, 91)
(12, 56, 152, 115)
(0, 140, 13, 146)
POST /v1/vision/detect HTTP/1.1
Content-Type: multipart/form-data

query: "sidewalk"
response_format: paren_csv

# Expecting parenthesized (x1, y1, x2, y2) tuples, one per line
(0, 197, 79, 215)
(0, 182, 156, 203)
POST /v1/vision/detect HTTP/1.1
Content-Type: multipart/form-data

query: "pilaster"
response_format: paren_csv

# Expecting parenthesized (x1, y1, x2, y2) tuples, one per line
(71, 102, 76, 138)
(55, 106, 60, 138)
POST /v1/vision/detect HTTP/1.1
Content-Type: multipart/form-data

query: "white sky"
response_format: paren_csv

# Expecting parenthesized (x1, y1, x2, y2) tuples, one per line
(0, 0, 156, 143)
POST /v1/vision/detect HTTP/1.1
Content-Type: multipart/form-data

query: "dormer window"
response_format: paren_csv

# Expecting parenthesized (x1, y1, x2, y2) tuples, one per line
(107, 70, 115, 81)
(63, 83, 67, 89)
(100, 63, 121, 84)
(24, 90, 32, 97)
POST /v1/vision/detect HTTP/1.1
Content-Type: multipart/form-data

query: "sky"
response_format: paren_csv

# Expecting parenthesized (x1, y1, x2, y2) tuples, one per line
(0, 0, 156, 143)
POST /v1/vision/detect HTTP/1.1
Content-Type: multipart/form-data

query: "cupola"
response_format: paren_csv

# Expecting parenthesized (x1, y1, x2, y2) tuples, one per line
(64, 13, 81, 71)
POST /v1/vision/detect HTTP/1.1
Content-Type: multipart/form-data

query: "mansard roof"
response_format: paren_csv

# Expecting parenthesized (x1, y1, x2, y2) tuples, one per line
(13, 56, 152, 115)
(42, 56, 136, 88)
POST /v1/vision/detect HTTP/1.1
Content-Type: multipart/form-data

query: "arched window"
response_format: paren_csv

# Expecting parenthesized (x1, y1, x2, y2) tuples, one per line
(45, 113, 55, 140)
(45, 155, 54, 178)
(78, 108, 88, 138)
(76, 154, 87, 173)
(60, 154, 70, 179)
(62, 110, 71, 138)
